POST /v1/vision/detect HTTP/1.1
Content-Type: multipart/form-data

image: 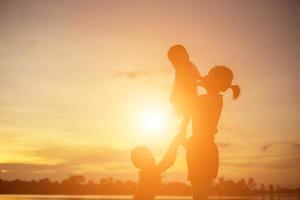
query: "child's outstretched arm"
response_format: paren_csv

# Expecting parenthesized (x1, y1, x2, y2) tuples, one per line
(157, 131, 185, 173)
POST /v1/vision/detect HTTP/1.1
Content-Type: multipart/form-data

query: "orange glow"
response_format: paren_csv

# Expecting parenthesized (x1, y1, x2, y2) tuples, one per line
(0, 0, 299, 189)
(140, 109, 167, 135)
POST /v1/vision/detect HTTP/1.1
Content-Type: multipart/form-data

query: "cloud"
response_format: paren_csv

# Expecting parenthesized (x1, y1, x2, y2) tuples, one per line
(0, 145, 133, 181)
(2, 141, 300, 182)
(0, 161, 135, 181)
(30, 145, 131, 165)
(0, 163, 66, 180)
(113, 70, 150, 80)
(261, 141, 300, 152)
(261, 144, 272, 151)
(290, 142, 300, 151)
(217, 142, 233, 148)
(112, 67, 170, 80)
(222, 140, 300, 170)
(221, 153, 300, 170)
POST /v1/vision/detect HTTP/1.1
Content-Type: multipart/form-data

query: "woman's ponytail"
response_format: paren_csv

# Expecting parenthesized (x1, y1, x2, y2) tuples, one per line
(230, 85, 240, 100)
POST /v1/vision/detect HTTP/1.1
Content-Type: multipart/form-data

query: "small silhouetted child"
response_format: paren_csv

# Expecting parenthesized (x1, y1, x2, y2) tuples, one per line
(131, 132, 184, 200)
(168, 44, 202, 134)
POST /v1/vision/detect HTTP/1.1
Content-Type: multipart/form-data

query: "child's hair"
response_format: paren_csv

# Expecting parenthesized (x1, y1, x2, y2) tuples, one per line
(131, 146, 155, 169)
(201, 66, 240, 100)
(230, 85, 241, 100)
(167, 44, 190, 64)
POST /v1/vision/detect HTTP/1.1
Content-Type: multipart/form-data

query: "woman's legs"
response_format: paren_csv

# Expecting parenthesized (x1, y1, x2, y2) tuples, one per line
(191, 180, 212, 200)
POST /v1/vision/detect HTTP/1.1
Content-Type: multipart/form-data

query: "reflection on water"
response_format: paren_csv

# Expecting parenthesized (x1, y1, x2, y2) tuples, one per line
(0, 195, 299, 200)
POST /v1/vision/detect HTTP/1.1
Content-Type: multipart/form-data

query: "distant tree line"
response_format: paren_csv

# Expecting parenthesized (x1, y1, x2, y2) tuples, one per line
(0, 175, 299, 195)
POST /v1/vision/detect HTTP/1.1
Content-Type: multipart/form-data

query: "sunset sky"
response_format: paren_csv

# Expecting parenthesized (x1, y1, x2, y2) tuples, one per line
(0, 0, 299, 187)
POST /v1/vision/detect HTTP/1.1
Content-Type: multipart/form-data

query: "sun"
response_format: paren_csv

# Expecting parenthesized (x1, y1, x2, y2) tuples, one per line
(140, 109, 167, 135)
(144, 111, 164, 131)
(133, 103, 171, 139)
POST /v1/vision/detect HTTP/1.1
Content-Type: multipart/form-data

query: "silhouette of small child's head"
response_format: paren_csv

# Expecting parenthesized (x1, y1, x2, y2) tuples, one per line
(168, 44, 190, 68)
(202, 66, 240, 100)
(131, 146, 155, 169)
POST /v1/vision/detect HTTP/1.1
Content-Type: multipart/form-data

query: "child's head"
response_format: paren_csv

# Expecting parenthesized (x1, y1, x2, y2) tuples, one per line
(168, 44, 190, 68)
(202, 66, 240, 100)
(131, 146, 155, 169)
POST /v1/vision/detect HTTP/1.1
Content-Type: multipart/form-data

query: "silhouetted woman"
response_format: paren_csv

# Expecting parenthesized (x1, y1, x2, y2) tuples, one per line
(186, 66, 240, 200)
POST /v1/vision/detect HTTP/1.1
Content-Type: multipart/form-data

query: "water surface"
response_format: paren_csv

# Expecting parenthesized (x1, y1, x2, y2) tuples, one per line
(0, 195, 299, 200)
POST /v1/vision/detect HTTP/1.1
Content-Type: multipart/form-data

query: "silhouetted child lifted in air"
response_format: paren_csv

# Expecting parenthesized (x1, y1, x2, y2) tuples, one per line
(131, 131, 184, 200)
(168, 44, 202, 134)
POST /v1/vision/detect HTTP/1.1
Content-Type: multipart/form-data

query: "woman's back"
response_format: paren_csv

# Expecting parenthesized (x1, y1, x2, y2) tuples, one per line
(192, 94, 223, 141)
(186, 93, 223, 183)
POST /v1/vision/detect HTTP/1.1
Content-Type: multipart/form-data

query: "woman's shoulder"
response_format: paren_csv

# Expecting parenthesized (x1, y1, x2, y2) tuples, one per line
(196, 94, 223, 104)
